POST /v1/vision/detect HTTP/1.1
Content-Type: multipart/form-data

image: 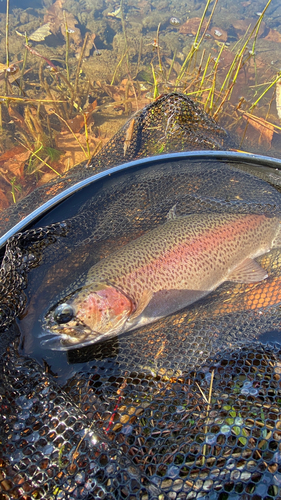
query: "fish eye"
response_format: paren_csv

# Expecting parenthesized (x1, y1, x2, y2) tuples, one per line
(54, 303, 74, 324)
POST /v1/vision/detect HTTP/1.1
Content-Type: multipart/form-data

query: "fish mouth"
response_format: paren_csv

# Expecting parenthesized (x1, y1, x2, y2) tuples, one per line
(40, 322, 122, 351)
(40, 327, 115, 351)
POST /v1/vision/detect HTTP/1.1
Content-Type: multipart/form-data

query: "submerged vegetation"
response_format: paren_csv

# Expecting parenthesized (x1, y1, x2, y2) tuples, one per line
(0, 0, 280, 207)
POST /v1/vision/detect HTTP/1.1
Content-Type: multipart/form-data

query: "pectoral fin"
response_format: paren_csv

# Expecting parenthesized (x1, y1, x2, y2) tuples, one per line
(227, 258, 268, 283)
(129, 290, 154, 320)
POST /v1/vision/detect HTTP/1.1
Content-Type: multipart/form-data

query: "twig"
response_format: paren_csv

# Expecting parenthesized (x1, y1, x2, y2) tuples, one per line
(104, 374, 128, 433)
(151, 63, 158, 99)
(63, 11, 70, 82)
(120, 0, 139, 110)
(84, 112, 91, 160)
(19, 141, 61, 176)
(156, 23, 162, 74)
(5, 0, 9, 67)
(201, 370, 214, 466)
(111, 50, 127, 85)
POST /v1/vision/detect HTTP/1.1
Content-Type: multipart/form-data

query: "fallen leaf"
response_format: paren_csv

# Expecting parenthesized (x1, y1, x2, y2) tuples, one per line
(37, 168, 64, 186)
(232, 18, 265, 37)
(8, 105, 30, 134)
(0, 145, 28, 165)
(217, 48, 235, 69)
(44, 0, 82, 49)
(76, 33, 96, 58)
(1, 147, 30, 178)
(54, 129, 107, 170)
(264, 28, 281, 43)
(0, 186, 9, 210)
(29, 23, 52, 41)
(66, 114, 85, 133)
(179, 17, 208, 35)
(243, 113, 274, 148)
(209, 26, 228, 42)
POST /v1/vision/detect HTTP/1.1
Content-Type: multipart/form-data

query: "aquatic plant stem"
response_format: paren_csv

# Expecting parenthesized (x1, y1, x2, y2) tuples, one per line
(156, 23, 163, 74)
(120, 0, 129, 70)
(218, 0, 272, 102)
(166, 50, 177, 83)
(5, 0, 9, 68)
(151, 63, 158, 99)
(197, 53, 211, 95)
(120, 0, 138, 110)
(20, 35, 29, 94)
(248, 73, 281, 112)
(84, 113, 91, 160)
(111, 51, 127, 86)
(70, 33, 89, 116)
(19, 141, 61, 177)
(251, 0, 272, 57)
(205, 65, 217, 113)
(212, 81, 235, 119)
(176, 0, 217, 85)
(63, 11, 70, 83)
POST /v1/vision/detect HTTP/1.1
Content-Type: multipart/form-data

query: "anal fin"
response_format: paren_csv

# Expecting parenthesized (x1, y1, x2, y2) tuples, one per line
(227, 258, 268, 283)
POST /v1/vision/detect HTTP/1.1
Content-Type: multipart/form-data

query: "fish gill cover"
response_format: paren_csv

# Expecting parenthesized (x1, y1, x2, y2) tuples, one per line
(1, 94, 281, 499)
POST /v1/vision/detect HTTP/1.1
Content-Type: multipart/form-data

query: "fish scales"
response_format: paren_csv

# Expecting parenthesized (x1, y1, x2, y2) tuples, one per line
(86, 213, 277, 300)
(43, 212, 281, 350)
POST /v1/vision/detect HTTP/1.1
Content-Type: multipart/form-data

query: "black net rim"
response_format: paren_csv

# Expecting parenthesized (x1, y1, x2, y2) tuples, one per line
(1, 150, 281, 248)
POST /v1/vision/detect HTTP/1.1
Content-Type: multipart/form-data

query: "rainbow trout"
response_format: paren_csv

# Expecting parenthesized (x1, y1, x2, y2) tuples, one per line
(42, 212, 281, 350)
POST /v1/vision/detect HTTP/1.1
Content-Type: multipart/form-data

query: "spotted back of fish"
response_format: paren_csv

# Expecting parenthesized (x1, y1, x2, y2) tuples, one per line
(86, 213, 281, 303)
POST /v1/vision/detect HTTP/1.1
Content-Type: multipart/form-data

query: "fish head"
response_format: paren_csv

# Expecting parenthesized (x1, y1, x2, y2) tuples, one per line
(41, 282, 135, 350)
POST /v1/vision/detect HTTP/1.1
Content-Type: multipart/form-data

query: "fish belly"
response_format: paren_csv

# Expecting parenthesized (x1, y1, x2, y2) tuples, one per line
(126, 288, 209, 331)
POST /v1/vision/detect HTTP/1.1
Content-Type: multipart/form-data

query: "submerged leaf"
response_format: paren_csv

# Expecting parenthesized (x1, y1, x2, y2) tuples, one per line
(243, 113, 274, 148)
(29, 23, 52, 42)
(179, 17, 208, 35)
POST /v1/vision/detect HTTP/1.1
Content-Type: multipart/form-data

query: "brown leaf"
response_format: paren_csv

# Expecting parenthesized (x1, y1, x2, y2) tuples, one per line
(179, 17, 208, 35)
(66, 101, 97, 133)
(243, 113, 274, 148)
(76, 33, 96, 58)
(264, 28, 281, 43)
(54, 130, 107, 170)
(44, 0, 82, 48)
(0, 186, 9, 210)
(232, 18, 265, 37)
(66, 114, 85, 133)
(0, 146, 30, 178)
(8, 106, 30, 134)
(209, 27, 228, 42)
(0, 145, 28, 164)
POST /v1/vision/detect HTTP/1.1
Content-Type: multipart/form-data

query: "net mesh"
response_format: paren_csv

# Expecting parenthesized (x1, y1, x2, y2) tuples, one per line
(1, 93, 281, 500)
(0, 92, 233, 237)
